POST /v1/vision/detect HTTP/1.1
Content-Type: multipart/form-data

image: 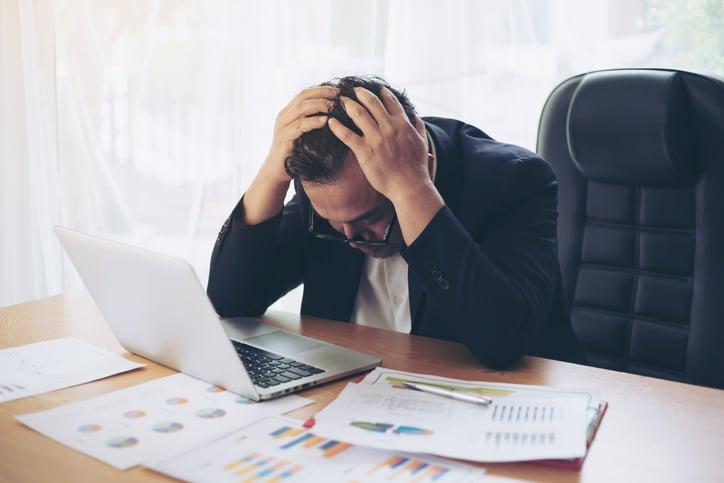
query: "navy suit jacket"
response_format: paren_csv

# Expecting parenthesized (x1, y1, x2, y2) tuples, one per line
(207, 117, 584, 368)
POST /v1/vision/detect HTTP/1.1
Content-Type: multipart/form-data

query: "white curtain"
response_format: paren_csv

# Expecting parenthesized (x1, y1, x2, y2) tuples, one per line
(1, 0, 63, 305)
(1, 0, 720, 309)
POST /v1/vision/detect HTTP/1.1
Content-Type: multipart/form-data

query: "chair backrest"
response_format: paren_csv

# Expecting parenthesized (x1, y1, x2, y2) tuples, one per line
(537, 68, 724, 388)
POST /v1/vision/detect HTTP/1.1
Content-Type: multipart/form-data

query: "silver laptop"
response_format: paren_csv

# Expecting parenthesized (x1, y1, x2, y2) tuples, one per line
(54, 226, 381, 401)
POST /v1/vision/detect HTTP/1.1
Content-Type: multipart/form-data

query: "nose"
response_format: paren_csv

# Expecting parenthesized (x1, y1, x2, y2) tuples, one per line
(340, 223, 358, 240)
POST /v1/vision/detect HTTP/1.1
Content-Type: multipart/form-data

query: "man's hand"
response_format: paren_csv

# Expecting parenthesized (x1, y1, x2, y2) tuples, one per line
(328, 87, 444, 245)
(327, 87, 431, 204)
(243, 86, 336, 225)
(264, 86, 337, 183)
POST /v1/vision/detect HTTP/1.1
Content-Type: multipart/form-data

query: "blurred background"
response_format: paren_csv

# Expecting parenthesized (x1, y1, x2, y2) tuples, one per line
(1, 0, 722, 311)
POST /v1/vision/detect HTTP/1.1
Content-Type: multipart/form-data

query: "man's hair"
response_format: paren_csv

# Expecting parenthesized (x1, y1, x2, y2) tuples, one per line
(284, 75, 417, 183)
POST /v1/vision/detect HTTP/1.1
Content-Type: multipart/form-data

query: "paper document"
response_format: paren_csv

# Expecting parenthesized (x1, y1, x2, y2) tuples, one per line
(149, 416, 486, 482)
(313, 376, 589, 462)
(0, 337, 144, 403)
(16, 373, 313, 470)
(361, 368, 603, 441)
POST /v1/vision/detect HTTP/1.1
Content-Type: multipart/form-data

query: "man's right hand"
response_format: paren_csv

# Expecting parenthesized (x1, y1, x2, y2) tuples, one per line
(264, 86, 337, 182)
(242, 86, 337, 225)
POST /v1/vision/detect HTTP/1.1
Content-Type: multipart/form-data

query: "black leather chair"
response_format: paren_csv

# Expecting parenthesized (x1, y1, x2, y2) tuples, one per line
(537, 68, 724, 388)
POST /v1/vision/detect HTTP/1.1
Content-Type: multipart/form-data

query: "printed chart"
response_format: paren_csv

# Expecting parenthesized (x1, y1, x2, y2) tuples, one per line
(0, 337, 143, 403)
(16, 373, 312, 469)
(312, 379, 589, 462)
(149, 416, 486, 482)
(363, 367, 603, 442)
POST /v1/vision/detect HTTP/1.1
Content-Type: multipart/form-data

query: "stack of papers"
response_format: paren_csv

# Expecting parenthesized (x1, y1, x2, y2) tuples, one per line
(0, 337, 144, 403)
(311, 368, 599, 463)
(149, 416, 487, 482)
(8, 337, 601, 479)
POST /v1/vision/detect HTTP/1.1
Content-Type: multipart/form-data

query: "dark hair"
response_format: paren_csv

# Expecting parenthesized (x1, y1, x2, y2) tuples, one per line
(284, 75, 417, 183)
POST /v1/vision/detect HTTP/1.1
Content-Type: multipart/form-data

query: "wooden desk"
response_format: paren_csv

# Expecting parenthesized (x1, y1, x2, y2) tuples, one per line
(1, 294, 723, 483)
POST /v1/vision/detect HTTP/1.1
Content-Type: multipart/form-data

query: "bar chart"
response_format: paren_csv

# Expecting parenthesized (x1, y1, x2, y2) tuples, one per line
(150, 416, 486, 482)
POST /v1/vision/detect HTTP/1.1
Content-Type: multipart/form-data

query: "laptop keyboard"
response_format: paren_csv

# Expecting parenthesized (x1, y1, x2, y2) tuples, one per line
(232, 340, 325, 389)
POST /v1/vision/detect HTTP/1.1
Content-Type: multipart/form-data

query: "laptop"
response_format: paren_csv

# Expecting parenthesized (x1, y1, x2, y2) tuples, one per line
(54, 226, 381, 401)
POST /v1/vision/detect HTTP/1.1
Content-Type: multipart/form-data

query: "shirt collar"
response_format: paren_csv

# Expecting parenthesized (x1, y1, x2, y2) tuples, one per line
(426, 129, 438, 182)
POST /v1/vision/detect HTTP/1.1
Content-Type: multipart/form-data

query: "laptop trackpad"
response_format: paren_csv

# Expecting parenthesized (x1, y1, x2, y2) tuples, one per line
(245, 331, 324, 355)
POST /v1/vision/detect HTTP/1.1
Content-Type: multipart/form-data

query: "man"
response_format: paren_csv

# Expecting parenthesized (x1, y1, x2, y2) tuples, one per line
(208, 76, 584, 368)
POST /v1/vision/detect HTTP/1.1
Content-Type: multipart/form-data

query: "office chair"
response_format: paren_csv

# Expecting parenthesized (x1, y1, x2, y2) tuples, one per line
(537, 68, 724, 388)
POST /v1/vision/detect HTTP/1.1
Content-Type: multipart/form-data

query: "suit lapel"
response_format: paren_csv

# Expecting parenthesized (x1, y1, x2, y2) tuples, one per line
(408, 268, 425, 334)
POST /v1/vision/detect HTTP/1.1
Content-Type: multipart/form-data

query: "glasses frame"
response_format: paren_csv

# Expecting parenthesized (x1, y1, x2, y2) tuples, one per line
(307, 204, 397, 247)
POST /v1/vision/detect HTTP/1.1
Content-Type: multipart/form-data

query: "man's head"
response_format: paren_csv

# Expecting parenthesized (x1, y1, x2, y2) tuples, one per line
(284, 76, 419, 258)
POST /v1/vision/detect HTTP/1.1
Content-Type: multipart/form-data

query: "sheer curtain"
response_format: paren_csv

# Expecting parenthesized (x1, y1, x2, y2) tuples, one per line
(1, 0, 63, 305)
(2, 0, 721, 309)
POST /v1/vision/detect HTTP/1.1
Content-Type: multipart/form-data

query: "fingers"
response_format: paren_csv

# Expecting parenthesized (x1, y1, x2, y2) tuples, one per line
(327, 117, 363, 152)
(278, 98, 332, 128)
(286, 115, 329, 138)
(300, 99, 333, 116)
(277, 85, 337, 126)
(340, 96, 379, 137)
(380, 87, 406, 118)
(353, 87, 392, 130)
(296, 85, 338, 102)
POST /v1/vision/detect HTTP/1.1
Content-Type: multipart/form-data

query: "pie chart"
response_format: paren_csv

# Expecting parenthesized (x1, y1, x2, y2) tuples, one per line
(152, 421, 184, 433)
(106, 436, 138, 448)
(195, 408, 226, 419)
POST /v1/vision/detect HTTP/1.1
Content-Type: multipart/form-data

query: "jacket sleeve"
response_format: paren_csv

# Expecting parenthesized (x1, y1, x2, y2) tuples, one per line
(401, 156, 559, 368)
(207, 193, 305, 317)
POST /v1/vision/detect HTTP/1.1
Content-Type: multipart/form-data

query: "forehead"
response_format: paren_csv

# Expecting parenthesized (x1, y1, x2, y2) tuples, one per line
(302, 154, 384, 222)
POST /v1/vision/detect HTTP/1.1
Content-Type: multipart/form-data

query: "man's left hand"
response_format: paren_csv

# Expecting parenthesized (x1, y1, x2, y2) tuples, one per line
(327, 86, 445, 245)
(327, 87, 431, 204)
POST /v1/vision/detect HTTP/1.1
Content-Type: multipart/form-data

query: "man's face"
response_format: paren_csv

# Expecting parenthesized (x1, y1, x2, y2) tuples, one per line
(303, 152, 402, 258)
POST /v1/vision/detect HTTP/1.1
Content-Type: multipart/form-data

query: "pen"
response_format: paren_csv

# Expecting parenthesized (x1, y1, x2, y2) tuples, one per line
(402, 381, 493, 406)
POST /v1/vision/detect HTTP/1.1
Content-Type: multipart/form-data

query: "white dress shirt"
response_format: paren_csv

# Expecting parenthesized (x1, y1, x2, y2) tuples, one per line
(350, 253, 412, 332)
(351, 130, 438, 333)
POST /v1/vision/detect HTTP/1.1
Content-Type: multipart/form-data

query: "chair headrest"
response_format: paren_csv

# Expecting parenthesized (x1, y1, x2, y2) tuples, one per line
(566, 70, 695, 186)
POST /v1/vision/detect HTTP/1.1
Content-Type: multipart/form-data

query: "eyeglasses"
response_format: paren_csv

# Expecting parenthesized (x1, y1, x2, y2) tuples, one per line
(307, 204, 397, 247)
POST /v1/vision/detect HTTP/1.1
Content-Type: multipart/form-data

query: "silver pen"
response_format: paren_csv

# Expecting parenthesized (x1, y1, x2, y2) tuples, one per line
(402, 381, 493, 406)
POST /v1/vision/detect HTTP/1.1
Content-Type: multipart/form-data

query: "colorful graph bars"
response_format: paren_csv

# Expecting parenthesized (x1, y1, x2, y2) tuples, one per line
(219, 448, 457, 483)
(153, 418, 485, 483)
(270, 426, 352, 458)
(367, 454, 451, 481)
(261, 425, 457, 481)
(221, 451, 303, 482)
